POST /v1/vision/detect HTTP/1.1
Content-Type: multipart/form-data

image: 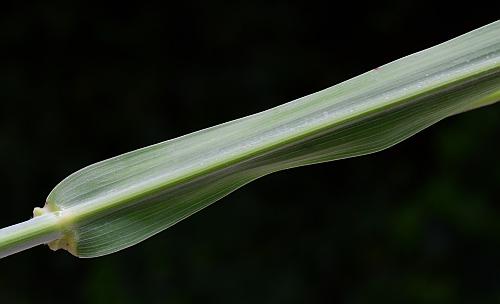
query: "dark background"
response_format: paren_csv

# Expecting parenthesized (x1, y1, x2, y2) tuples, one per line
(0, 1, 499, 303)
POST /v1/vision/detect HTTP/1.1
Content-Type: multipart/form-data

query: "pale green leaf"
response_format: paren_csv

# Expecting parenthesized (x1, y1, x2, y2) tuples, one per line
(0, 20, 499, 258)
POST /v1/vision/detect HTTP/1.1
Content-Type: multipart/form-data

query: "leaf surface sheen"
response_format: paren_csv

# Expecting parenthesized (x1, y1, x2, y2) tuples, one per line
(44, 21, 500, 257)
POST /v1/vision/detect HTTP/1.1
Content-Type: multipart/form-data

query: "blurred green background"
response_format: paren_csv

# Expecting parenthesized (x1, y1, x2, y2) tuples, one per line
(0, 1, 499, 303)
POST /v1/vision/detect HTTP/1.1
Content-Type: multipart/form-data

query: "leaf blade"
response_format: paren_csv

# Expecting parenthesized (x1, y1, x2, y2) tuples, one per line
(42, 21, 500, 257)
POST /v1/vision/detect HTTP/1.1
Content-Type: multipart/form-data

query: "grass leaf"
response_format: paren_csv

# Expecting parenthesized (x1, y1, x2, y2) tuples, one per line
(1, 20, 499, 258)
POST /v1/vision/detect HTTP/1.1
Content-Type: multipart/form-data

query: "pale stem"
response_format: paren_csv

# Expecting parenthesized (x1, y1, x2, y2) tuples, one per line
(0, 214, 62, 259)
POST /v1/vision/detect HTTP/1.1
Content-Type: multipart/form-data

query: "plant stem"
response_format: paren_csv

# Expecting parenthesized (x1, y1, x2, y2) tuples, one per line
(0, 214, 62, 258)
